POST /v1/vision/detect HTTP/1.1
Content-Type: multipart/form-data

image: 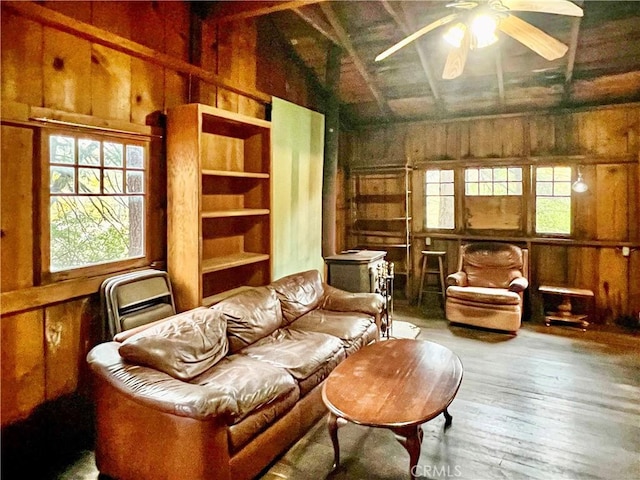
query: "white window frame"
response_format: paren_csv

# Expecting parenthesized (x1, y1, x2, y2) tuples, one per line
(41, 129, 150, 283)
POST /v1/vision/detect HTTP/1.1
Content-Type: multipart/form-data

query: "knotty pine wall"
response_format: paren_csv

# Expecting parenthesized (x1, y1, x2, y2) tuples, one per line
(343, 105, 640, 324)
(0, 1, 317, 454)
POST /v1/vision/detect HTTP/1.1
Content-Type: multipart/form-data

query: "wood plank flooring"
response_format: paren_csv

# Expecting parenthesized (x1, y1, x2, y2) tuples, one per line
(55, 306, 639, 480)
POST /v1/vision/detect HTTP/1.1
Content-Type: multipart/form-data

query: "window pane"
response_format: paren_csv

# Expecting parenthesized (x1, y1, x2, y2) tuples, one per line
(441, 183, 454, 196)
(479, 168, 492, 181)
(537, 181, 553, 196)
(426, 170, 440, 183)
(425, 169, 455, 230)
(479, 182, 493, 195)
(508, 182, 522, 195)
(104, 142, 123, 167)
(465, 169, 478, 182)
(426, 183, 440, 195)
(78, 139, 100, 166)
(537, 167, 553, 181)
(50, 195, 145, 271)
(126, 145, 144, 169)
(466, 183, 478, 195)
(554, 182, 571, 196)
(50, 136, 75, 164)
(104, 170, 123, 193)
(50, 166, 75, 193)
(494, 182, 508, 195)
(79, 168, 101, 194)
(508, 168, 522, 181)
(494, 168, 507, 181)
(126, 171, 144, 194)
(536, 197, 571, 234)
(554, 167, 571, 181)
(426, 197, 454, 229)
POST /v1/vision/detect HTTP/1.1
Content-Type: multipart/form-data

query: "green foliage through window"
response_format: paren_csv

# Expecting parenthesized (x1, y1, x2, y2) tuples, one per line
(535, 166, 571, 235)
(48, 134, 146, 272)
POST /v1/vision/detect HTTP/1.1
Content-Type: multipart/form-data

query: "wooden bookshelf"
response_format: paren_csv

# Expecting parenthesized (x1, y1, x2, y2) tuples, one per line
(167, 104, 272, 311)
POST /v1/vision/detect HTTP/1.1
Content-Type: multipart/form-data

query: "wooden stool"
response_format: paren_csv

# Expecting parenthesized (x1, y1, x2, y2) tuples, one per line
(418, 251, 447, 307)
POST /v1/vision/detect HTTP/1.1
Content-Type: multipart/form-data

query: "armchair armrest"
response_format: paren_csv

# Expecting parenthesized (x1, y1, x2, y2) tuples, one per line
(509, 276, 529, 293)
(320, 284, 384, 317)
(446, 271, 468, 287)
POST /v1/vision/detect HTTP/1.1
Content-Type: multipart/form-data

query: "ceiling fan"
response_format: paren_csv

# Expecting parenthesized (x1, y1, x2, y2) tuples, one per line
(375, 0, 583, 79)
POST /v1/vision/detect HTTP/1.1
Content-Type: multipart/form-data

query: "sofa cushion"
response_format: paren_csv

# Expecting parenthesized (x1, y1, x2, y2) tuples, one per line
(212, 287, 283, 354)
(228, 387, 300, 453)
(240, 328, 343, 381)
(446, 286, 521, 305)
(271, 270, 325, 324)
(192, 354, 298, 423)
(289, 309, 374, 342)
(118, 307, 228, 381)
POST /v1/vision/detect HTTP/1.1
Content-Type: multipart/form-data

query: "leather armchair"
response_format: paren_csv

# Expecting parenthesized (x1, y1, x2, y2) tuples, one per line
(445, 243, 529, 333)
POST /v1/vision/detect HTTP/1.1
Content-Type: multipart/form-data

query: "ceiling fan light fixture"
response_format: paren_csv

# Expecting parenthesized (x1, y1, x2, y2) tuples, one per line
(444, 22, 466, 48)
(470, 14, 499, 48)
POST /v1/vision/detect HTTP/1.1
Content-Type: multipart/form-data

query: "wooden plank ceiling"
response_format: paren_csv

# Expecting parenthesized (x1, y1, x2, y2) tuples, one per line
(209, 1, 640, 125)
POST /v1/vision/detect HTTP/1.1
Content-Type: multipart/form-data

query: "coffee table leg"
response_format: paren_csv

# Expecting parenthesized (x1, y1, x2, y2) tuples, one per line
(443, 408, 453, 427)
(393, 425, 422, 480)
(327, 412, 341, 469)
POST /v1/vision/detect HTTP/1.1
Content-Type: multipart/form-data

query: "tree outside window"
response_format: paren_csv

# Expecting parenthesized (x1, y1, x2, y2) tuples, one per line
(48, 133, 146, 272)
(535, 166, 571, 235)
(425, 169, 455, 229)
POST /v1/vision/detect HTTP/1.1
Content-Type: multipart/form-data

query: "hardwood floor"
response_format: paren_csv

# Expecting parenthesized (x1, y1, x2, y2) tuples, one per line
(55, 306, 639, 480)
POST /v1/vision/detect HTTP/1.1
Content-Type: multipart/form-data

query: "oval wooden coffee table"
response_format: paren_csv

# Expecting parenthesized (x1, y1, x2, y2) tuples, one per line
(322, 338, 463, 480)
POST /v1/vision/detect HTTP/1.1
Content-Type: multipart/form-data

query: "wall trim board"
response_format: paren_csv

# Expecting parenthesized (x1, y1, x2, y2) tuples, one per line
(0, 266, 156, 316)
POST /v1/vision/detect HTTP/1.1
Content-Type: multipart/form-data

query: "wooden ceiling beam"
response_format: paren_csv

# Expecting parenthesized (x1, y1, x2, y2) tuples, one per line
(383, 1, 443, 108)
(563, 15, 582, 101)
(293, 6, 341, 45)
(319, 3, 394, 118)
(211, 0, 328, 23)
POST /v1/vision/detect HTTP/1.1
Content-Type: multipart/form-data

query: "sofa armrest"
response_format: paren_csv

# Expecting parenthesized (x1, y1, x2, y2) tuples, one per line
(320, 284, 384, 317)
(87, 342, 237, 421)
(509, 276, 529, 293)
(446, 271, 468, 287)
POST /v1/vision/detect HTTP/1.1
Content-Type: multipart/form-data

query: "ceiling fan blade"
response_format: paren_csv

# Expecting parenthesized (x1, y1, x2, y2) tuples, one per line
(375, 13, 459, 62)
(442, 25, 470, 79)
(500, 0, 583, 17)
(498, 15, 569, 61)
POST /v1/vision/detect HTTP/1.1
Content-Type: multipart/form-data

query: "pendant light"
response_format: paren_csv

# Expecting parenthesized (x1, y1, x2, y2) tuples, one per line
(572, 166, 588, 193)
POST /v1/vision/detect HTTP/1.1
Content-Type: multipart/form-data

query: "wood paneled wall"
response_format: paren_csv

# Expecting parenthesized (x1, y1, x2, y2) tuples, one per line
(0, 1, 316, 433)
(343, 105, 640, 325)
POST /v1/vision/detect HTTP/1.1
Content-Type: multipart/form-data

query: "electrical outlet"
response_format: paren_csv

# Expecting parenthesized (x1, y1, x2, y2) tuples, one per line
(425, 237, 431, 246)
(622, 246, 630, 257)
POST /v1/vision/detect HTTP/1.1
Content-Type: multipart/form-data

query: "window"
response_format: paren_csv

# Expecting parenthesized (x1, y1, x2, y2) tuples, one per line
(46, 132, 147, 274)
(465, 167, 522, 196)
(535, 166, 571, 235)
(425, 169, 455, 229)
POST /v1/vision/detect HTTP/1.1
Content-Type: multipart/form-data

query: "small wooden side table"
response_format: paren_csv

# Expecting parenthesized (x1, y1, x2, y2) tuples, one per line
(539, 285, 595, 331)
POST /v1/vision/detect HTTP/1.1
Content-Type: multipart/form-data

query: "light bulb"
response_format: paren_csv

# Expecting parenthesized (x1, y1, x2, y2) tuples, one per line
(572, 170, 588, 193)
(444, 23, 466, 48)
(471, 14, 498, 49)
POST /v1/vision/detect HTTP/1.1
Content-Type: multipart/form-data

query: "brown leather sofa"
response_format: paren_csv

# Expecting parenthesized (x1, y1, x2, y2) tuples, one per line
(445, 243, 529, 333)
(87, 269, 383, 480)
